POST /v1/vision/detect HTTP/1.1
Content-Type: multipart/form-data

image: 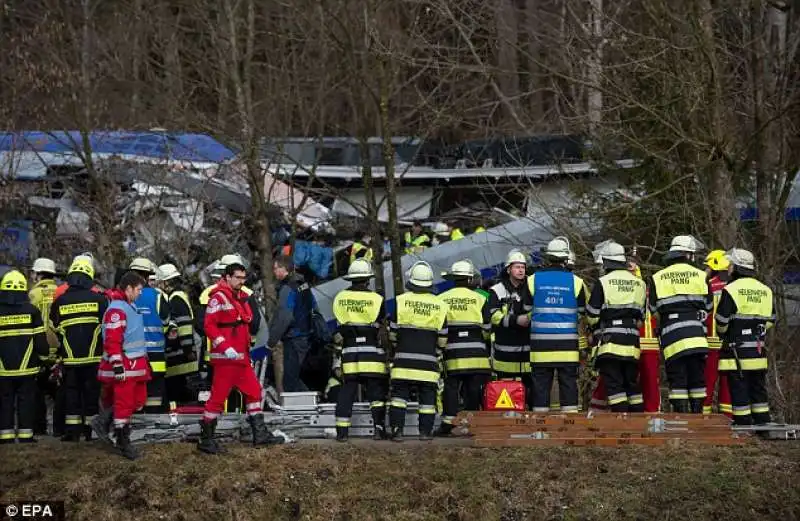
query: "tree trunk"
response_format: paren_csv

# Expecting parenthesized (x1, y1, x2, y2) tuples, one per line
(587, 0, 603, 134)
(495, 0, 520, 131)
(358, 136, 385, 296)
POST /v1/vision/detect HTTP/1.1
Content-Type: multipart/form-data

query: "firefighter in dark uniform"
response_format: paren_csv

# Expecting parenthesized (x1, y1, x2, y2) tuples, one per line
(159, 264, 198, 405)
(0, 270, 50, 443)
(436, 260, 491, 436)
(332, 259, 388, 442)
(715, 248, 776, 425)
(527, 237, 587, 413)
(487, 250, 533, 407)
(649, 235, 711, 413)
(388, 261, 448, 441)
(585, 241, 647, 412)
(49, 257, 108, 441)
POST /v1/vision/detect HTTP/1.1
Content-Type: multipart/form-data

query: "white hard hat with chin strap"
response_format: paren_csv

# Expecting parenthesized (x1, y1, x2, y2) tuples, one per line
(344, 258, 374, 281)
(32, 258, 56, 274)
(505, 249, 528, 268)
(406, 261, 435, 288)
(544, 236, 571, 260)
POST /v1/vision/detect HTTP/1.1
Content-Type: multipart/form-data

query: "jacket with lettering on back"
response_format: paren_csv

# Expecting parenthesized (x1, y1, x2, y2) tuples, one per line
(389, 291, 449, 383)
(50, 282, 108, 366)
(586, 269, 646, 361)
(205, 282, 253, 367)
(29, 279, 59, 358)
(439, 286, 491, 375)
(487, 278, 531, 374)
(165, 290, 198, 377)
(0, 292, 49, 377)
(706, 275, 729, 350)
(527, 269, 587, 366)
(134, 287, 169, 373)
(715, 276, 775, 372)
(649, 262, 711, 360)
(332, 289, 386, 377)
(97, 291, 151, 383)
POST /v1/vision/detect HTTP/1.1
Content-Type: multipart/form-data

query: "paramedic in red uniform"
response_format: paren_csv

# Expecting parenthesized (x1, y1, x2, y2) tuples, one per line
(197, 261, 282, 454)
(95, 271, 150, 460)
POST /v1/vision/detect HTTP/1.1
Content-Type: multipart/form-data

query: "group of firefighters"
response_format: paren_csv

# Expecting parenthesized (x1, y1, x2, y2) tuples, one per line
(329, 234, 776, 442)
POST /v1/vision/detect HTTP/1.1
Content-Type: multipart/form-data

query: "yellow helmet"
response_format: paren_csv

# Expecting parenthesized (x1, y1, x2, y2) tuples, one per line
(704, 249, 730, 272)
(68, 258, 96, 280)
(1, 270, 28, 292)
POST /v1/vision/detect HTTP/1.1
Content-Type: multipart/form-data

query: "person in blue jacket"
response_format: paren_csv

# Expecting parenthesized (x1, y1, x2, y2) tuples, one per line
(268, 255, 318, 392)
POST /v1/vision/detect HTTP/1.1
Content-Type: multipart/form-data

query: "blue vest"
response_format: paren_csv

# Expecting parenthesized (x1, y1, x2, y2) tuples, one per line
(134, 287, 165, 353)
(531, 270, 578, 341)
(103, 300, 147, 359)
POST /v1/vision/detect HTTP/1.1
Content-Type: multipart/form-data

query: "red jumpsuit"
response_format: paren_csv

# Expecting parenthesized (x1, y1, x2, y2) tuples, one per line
(98, 290, 151, 429)
(703, 275, 732, 416)
(201, 281, 262, 423)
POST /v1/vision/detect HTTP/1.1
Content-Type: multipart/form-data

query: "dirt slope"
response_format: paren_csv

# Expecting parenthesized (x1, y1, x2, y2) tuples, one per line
(2, 440, 799, 521)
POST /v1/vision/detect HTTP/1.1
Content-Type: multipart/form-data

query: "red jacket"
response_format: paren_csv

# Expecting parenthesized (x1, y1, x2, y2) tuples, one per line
(54, 282, 104, 301)
(205, 280, 253, 366)
(97, 289, 152, 383)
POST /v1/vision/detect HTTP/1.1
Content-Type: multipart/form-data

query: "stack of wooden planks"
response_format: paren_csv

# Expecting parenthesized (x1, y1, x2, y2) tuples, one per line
(455, 411, 749, 447)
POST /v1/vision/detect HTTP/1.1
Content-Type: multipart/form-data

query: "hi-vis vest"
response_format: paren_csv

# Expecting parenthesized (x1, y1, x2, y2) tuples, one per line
(716, 277, 774, 372)
(29, 279, 58, 358)
(651, 263, 710, 360)
(102, 300, 147, 360)
(55, 300, 103, 365)
(0, 306, 46, 377)
(390, 292, 448, 383)
(528, 270, 585, 365)
(349, 242, 374, 265)
(640, 308, 659, 351)
(404, 232, 430, 255)
(589, 270, 646, 361)
(706, 275, 727, 349)
(439, 286, 490, 375)
(165, 291, 198, 377)
(332, 289, 386, 377)
(135, 287, 166, 372)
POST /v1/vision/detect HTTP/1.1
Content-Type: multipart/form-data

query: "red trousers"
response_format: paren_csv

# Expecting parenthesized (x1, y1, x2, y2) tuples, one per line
(203, 364, 262, 422)
(590, 350, 661, 413)
(703, 349, 732, 416)
(101, 380, 147, 428)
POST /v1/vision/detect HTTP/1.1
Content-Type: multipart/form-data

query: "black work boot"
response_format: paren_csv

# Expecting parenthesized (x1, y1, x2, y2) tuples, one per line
(372, 424, 388, 441)
(390, 426, 403, 443)
(84, 425, 93, 442)
(689, 399, 704, 414)
(434, 423, 453, 437)
(60, 425, 80, 442)
(335, 426, 349, 442)
(91, 409, 114, 445)
(114, 426, 140, 460)
(247, 414, 284, 446)
(197, 420, 222, 455)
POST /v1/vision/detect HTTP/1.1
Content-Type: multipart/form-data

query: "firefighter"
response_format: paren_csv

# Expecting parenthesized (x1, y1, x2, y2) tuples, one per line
(29, 258, 60, 436)
(129, 257, 170, 413)
(159, 264, 198, 405)
(332, 259, 388, 442)
(0, 270, 49, 443)
(703, 250, 733, 416)
(95, 271, 150, 460)
(388, 261, 448, 441)
(404, 220, 431, 255)
(49, 257, 107, 441)
(53, 253, 104, 300)
(715, 248, 776, 426)
(527, 237, 587, 413)
(349, 233, 374, 267)
(649, 235, 711, 413)
(197, 261, 283, 454)
(436, 260, 491, 436)
(586, 241, 646, 412)
(488, 250, 533, 406)
(448, 221, 465, 241)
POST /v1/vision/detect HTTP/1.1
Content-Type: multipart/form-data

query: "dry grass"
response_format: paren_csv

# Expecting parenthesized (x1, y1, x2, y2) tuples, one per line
(2, 440, 800, 521)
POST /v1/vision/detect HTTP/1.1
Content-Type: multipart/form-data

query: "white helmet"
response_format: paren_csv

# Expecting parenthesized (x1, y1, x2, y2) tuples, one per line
(219, 253, 247, 270)
(669, 235, 704, 254)
(726, 248, 755, 271)
(432, 222, 449, 237)
(443, 259, 475, 278)
(158, 263, 181, 281)
(505, 249, 528, 268)
(343, 258, 374, 281)
(130, 257, 154, 273)
(32, 258, 56, 274)
(544, 236, 571, 260)
(407, 261, 434, 288)
(596, 240, 627, 263)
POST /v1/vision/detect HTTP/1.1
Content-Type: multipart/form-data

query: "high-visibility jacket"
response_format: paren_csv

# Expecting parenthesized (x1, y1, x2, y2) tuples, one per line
(404, 232, 431, 255)
(165, 290, 198, 377)
(527, 269, 587, 366)
(98, 296, 150, 383)
(389, 291, 448, 383)
(134, 287, 169, 373)
(439, 286, 490, 375)
(487, 278, 531, 374)
(715, 276, 775, 373)
(706, 274, 729, 349)
(29, 279, 59, 360)
(450, 228, 465, 241)
(639, 307, 659, 351)
(50, 286, 107, 366)
(332, 288, 386, 377)
(586, 269, 646, 361)
(649, 262, 711, 360)
(349, 242, 374, 265)
(0, 300, 49, 377)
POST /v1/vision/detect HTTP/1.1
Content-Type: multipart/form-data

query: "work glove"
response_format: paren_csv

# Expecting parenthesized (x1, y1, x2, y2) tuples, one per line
(250, 345, 268, 362)
(224, 347, 239, 360)
(113, 364, 126, 382)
